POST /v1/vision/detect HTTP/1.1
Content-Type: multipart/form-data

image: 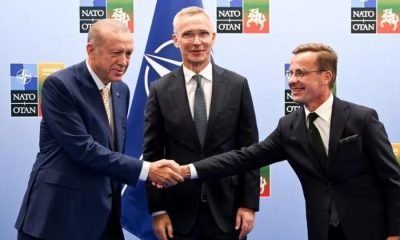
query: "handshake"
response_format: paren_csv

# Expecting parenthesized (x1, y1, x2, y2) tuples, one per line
(147, 159, 190, 188)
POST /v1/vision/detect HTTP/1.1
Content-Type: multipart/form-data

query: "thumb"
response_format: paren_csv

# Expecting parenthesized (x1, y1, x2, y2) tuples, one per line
(235, 214, 242, 230)
(167, 223, 174, 239)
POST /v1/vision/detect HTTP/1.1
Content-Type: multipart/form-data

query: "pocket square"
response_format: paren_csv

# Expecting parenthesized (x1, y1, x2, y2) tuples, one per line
(338, 134, 359, 144)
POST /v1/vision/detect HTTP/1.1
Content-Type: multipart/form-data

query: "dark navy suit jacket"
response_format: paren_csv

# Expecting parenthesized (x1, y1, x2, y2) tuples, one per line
(15, 61, 143, 240)
(194, 97, 400, 240)
(144, 64, 260, 234)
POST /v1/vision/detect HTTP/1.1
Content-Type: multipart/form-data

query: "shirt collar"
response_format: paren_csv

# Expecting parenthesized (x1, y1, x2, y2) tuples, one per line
(304, 93, 334, 122)
(86, 60, 111, 91)
(183, 62, 213, 84)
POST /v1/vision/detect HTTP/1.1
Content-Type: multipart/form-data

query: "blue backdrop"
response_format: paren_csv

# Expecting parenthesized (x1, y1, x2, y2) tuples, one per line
(0, 1, 399, 239)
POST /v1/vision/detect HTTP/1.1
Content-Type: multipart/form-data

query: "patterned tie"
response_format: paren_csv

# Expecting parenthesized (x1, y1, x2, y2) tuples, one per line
(307, 112, 327, 166)
(193, 75, 208, 202)
(101, 87, 113, 128)
(193, 74, 207, 146)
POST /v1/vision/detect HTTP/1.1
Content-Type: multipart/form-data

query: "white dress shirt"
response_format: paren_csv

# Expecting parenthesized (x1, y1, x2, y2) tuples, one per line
(183, 62, 213, 120)
(304, 93, 334, 156)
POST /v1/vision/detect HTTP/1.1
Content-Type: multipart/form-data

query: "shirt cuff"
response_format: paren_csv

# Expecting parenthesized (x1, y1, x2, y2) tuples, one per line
(189, 163, 198, 179)
(139, 161, 150, 181)
(152, 211, 167, 217)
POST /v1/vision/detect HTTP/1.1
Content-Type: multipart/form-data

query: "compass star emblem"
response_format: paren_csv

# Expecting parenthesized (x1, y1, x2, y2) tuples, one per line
(16, 68, 32, 85)
(143, 40, 182, 95)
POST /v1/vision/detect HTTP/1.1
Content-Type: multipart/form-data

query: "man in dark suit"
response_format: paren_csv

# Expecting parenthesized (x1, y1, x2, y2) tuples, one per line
(182, 43, 400, 240)
(145, 6, 260, 240)
(15, 19, 183, 240)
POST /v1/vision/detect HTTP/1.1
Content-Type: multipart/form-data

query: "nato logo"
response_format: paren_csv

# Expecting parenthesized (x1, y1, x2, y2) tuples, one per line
(10, 63, 64, 117)
(142, 40, 182, 95)
(79, 0, 133, 33)
(217, 0, 269, 33)
(351, 0, 377, 33)
(217, 0, 243, 33)
(284, 63, 300, 115)
(10, 64, 38, 117)
(351, 0, 400, 33)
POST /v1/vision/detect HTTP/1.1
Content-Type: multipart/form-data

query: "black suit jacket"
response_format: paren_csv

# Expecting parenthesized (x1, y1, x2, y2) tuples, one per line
(15, 61, 143, 240)
(194, 97, 400, 240)
(144, 64, 260, 234)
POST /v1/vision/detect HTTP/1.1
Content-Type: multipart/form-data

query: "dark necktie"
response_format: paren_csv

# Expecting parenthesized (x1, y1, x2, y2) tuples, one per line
(307, 112, 327, 165)
(193, 74, 207, 146)
(193, 75, 209, 202)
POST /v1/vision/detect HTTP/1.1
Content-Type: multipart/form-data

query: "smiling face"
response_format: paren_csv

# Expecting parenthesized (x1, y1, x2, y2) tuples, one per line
(87, 20, 133, 84)
(288, 51, 332, 111)
(172, 12, 215, 73)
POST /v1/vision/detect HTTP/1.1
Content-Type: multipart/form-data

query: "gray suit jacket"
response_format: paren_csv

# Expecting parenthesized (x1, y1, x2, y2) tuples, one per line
(194, 96, 400, 240)
(144, 64, 260, 234)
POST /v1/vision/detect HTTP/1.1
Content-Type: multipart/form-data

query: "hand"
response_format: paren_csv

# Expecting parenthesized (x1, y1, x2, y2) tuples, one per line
(148, 159, 183, 188)
(235, 207, 255, 239)
(179, 164, 191, 179)
(387, 236, 400, 240)
(153, 213, 173, 240)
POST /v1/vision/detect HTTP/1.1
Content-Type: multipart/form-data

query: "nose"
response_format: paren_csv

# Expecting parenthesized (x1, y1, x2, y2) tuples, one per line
(288, 75, 297, 85)
(192, 34, 202, 44)
(118, 54, 129, 67)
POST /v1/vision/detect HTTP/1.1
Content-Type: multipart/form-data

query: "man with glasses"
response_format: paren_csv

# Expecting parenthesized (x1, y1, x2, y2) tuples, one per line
(144, 6, 260, 240)
(182, 43, 400, 240)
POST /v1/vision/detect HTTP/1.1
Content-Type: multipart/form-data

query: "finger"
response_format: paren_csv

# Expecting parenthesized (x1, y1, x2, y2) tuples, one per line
(159, 227, 168, 240)
(239, 223, 251, 239)
(168, 171, 184, 183)
(167, 223, 174, 239)
(235, 214, 241, 230)
(158, 159, 178, 168)
(152, 181, 164, 189)
(154, 226, 167, 240)
(239, 227, 246, 240)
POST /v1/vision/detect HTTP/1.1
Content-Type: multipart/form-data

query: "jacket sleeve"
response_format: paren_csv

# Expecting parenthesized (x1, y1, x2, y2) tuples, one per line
(41, 75, 142, 186)
(364, 109, 400, 235)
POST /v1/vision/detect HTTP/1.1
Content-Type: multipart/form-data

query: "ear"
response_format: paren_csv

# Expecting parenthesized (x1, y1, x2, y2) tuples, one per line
(86, 43, 95, 59)
(323, 71, 333, 86)
(172, 34, 180, 48)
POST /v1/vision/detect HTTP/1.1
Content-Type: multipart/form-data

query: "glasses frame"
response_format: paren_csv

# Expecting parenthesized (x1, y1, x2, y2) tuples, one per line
(178, 30, 212, 42)
(285, 69, 326, 80)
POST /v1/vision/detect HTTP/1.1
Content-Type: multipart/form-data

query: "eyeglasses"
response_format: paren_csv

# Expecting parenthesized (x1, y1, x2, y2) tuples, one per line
(285, 69, 325, 80)
(179, 31, 212, 41)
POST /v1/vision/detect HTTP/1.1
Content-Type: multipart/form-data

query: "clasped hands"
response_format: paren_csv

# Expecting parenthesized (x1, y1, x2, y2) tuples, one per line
(147, 159, 190, 188)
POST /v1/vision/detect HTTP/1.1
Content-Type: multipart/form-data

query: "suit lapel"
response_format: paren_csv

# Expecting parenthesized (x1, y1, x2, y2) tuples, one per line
(77, 62, 113, 148)
(205, 64, 227, 150)
(328, 97, 349, 168)
(293, 108, 328, 176)
(169, 68, 201, 147)
(111, 83, 123, 152)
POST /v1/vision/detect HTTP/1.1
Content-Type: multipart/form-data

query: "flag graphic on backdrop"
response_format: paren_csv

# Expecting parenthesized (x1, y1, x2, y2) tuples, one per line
(351, 0, 400, 34)
(10, 63, 64, 117)
(121, 1, 203, 239)
(79, 0, 133, 33)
